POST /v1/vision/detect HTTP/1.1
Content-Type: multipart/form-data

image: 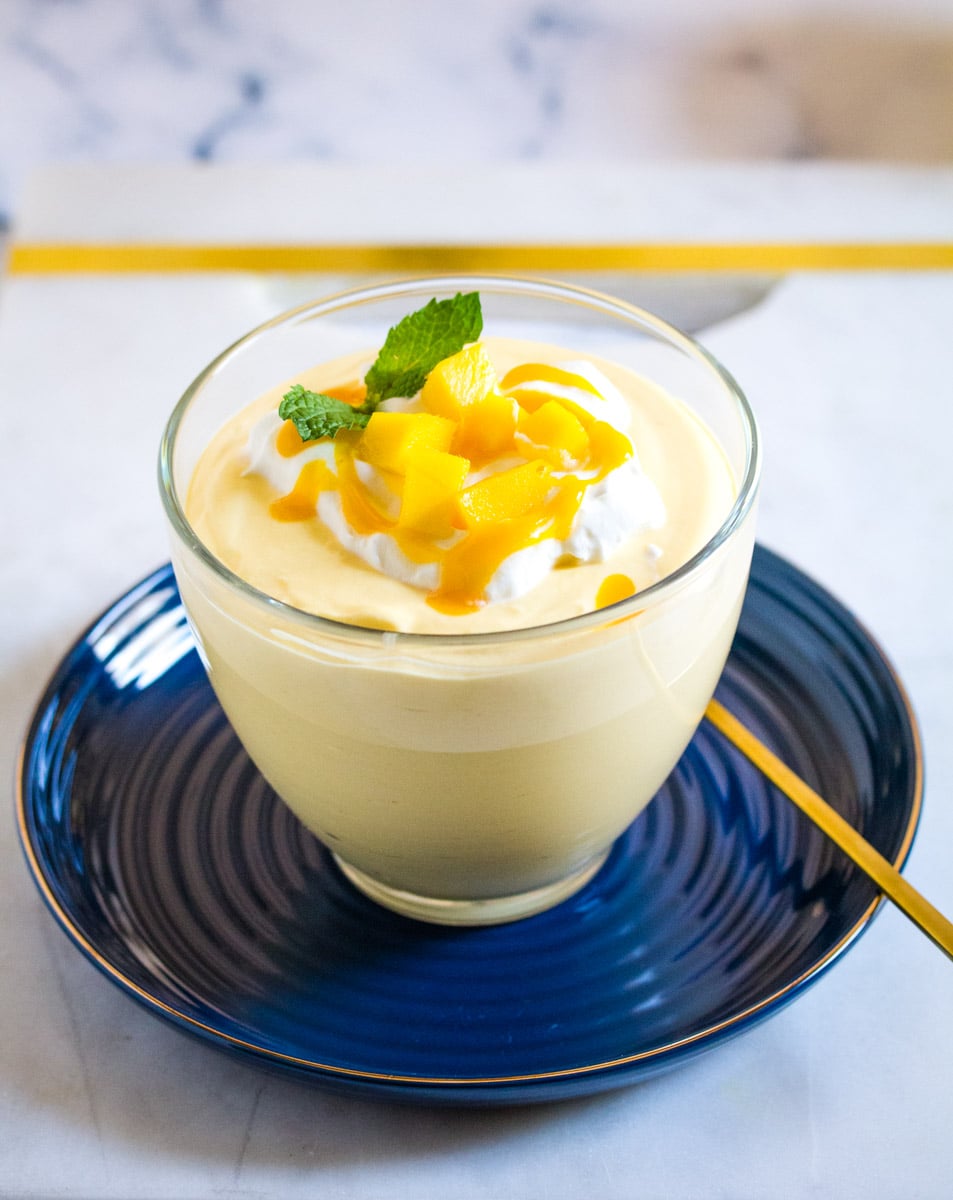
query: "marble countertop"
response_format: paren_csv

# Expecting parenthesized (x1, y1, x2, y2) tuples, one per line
(2, 2, 953, 1198)
(2, 0, 953, 231)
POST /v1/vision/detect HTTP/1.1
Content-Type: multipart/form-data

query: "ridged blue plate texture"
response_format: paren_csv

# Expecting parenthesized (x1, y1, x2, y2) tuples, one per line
(18, 545, 922, 1104)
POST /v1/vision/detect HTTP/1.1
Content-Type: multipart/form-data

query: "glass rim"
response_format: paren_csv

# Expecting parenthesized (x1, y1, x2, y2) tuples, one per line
(158, 273, 762, 647)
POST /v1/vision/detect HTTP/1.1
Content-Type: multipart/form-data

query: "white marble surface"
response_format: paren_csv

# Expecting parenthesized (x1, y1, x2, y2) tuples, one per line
(2, 1, 953, 1197)
(3, 0, 953, 235)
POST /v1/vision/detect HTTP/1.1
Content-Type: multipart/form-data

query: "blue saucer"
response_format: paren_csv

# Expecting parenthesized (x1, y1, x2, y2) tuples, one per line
(17, 545, 922, 1104)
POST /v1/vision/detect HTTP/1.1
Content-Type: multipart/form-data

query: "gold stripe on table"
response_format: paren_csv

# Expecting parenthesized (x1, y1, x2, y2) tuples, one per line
(7, 241, 953, 274)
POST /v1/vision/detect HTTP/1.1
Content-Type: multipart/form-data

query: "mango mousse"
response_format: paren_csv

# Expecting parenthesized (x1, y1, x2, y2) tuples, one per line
(169, 286, 758, 923)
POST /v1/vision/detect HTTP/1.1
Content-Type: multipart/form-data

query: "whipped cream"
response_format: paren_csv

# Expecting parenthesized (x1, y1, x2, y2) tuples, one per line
(243, 360, 666, 606)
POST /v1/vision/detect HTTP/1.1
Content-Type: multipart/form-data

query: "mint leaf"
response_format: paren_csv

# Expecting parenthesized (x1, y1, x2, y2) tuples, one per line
(278, 384, 372, 441)
(364, 292, 483, 403)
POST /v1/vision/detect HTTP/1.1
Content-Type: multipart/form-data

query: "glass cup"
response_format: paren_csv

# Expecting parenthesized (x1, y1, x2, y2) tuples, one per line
(159, 276, 761, 925)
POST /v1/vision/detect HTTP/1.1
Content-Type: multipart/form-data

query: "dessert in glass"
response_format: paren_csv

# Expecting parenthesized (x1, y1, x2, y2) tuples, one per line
(159, 276, 760, 925)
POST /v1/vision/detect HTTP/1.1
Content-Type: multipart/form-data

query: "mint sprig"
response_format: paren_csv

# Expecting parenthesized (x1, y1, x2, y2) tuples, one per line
(278, 292, 483, 443)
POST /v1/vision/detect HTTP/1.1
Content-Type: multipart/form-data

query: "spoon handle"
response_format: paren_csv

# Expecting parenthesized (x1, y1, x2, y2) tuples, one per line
(705, 698, 953, 962)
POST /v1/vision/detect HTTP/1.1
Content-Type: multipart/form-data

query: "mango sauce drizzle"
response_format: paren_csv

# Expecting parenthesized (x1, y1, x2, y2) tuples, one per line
(269, 353, 634, 613)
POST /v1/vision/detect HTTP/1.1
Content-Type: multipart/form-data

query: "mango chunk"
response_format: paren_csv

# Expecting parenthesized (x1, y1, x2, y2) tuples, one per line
(515, 399, 589, 468)
(502, 363, 608, 432)
(399, 448, 470, 539)
(420, 344, 499, 421)
(359, 411, 455, 475)
(456, 460, 553, 529)
(452, 391, 518, 462)
(421, 344, 517, 463)
(505, 385, 596, 432)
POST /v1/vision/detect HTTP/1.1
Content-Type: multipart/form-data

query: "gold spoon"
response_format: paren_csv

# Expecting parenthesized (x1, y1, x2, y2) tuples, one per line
(705, 698, 953, 961)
